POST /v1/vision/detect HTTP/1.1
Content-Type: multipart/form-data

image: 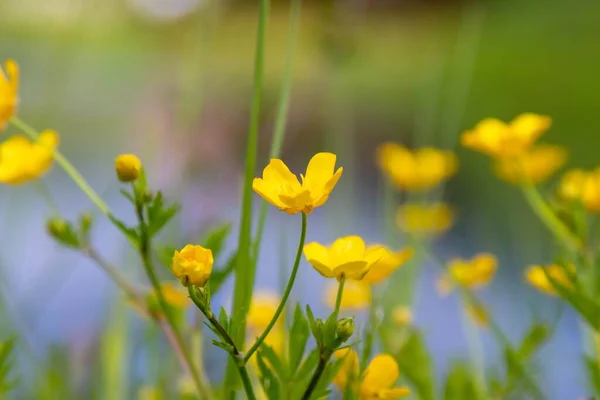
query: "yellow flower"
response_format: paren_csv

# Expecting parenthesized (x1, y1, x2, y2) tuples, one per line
(115, 154, 142, 182)
(155, 282, 189, 309)
(376, 143, 457, 191)
(252, 152, 343, 214)
(361, 245, 413, 285)
(396, 203, 454, 234)
(171, 245, 213, 287)
(494, 145, 567, 184)
(0, 60, 19, 130)
(464, 302, 489, 329)
(439, 253, 497, 295)
(392, 306, 413, 327)
(333, 350, 410, 399)
(525, 264, 574, 296)
(0, 130, 58, 185)
(324, 280, 371, 310)
(247, 292, 281, 331)
(558, 168, 600, 212)
(461, 113, 551, 158)
(303, 236, 386, 280)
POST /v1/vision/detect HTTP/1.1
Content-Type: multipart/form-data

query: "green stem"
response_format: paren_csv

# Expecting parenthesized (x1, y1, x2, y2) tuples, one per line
(9, 117, 110, 216)
(301, 352, 331, 400)
(245, 212, 307, 362)
(253, 0, 302, 256)
(334, 275, 346, 318)
(460, 298, 488, 399)
(226, 0, 270, 393)
(520, 183, 581, 252)
(134, 199, 210, 399)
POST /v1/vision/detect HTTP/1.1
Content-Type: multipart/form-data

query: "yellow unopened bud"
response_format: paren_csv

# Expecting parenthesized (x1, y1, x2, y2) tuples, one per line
(115, 154, 142, 182)
(336, 317, 355, 343)
(171, 244, 214, 287)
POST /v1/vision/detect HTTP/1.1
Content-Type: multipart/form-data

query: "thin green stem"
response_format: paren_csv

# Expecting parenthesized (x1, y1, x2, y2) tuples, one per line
(520, 183, 582, 252)
(460, 298, 488, 399)
(245, 212, 306, 362)
(226, 0, 270, 393)
(9, 117, 110, 216)
(253, 0, 302, 256)
(334, 275, 346, 318)
(134, 198, 210, 399)
(301, 353, 330, 400)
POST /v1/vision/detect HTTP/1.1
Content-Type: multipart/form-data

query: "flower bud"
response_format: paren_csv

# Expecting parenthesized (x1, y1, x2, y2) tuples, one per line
(171, 244, 214, 287)
(115, 154, 142, 182)
(335, 317, 355, 343)
(46, 217, 80, 248)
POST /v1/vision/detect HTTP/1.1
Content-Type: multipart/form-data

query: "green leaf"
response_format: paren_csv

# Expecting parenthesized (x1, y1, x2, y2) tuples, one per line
(259, 343, 288, 381)
(313, 356, 344, 399)
(119, 189, 136, 205)
(218, 307, 230, 335)
(257, 351, 282, 400)
(517, 323, 551, 359)
(210, 252, 237, 294)
(108, 214, 140, 244)
(201, 223, 232, 259)
(396, 331, 435, 400)
(147, 192, 181, 237)
(288, 305, 310, 376)
(322, 312, 338, 350)
(0, 339, 16, 395)
(584, 356, 600, 396)
(443, 362, 478, 400)
(305, 305, 323, 347)
(295, 349, 320, 383)
(211, 340, 234, 354)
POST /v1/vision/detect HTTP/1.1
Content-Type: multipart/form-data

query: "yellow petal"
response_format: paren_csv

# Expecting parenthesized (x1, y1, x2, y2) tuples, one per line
(333, 349, 359, 390)
(333, 261, 369, 280)
(361, 354, 400, 392)
(362, 246, 413, 284)
(304, 242, 335, 278)
(302, 152, 337, 190)
(253, 178, 287, 209)
(510, 113, 551, 140)
(330, 235, 366, 266)
(311, 166, 343, 207)
(324, 280, 371, 310)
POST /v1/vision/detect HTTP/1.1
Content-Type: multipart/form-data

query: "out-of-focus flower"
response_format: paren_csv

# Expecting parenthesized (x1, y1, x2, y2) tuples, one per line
(438, 253, 497, 295)
(392, 306, 413, 327)
(138, 386, 162, 400)
(153, 282, 190, 309)
(247, 292, 281, 331)
(334, 349, 410, 399)
(461, 113, 551, 158)
(304, 236, 385, 280)
(0, 130, 58, 185)
(171, 245, 213, 287)
(376, 143, 457, 191)
(361, 246, 413, 285)
(464, 302, 490, 329)
(494, 145, 567, 184)
(253, 152, 343, 214)
(0, 60, 19, 130)
(115, 154, 142, 182)
(324, 280, 371, 310)
(558, 168, 600, 212)
(396, 203, 454, 235)
(525, 264, 574, 296)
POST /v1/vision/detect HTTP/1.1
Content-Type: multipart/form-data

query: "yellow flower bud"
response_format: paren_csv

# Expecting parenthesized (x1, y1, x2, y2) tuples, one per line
(115, 154, 142, 182)
(171, 244, 213, 287)
(392, 306, 413, 327)
(0, 59, 19, 131)
(336, 317, 355, 343)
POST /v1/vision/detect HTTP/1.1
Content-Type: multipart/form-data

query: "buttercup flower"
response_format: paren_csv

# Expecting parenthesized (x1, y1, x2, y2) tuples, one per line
(247, 292, 281, 331)
(0, 130, 58, 185)
(558, 168, 600, 212)
(252, 152, 343, 214)
(461, 113, 551, 158)
(171, 245, 213, 287)
(0, 60, 19, 130)
(333, 349, 411, 399)
(325, 280, 371, 310)
(115, 154, 142, 182)
(396, 203, 454, 235)
(525, 264, 574, 296)
(155, 282, 190, 309)
(376, 143, 457, 191)
(438, 253, 497, 295)
(303, 236, 386, 280)
(361, 245, 413, 284)
(392, 306, 413, 327)
(494, 145, 567, 185)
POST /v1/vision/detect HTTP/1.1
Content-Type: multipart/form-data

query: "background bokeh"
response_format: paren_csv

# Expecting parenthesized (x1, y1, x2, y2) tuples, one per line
(1, 0, 600, 398)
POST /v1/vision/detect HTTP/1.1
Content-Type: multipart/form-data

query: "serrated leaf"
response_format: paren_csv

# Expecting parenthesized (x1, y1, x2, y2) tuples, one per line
(396, 331, 435, 400)
(108, 214, 140, 244)
(289, 305, 310, 376)
(201, 223, 232, 259)
(147, 193, 181, 237)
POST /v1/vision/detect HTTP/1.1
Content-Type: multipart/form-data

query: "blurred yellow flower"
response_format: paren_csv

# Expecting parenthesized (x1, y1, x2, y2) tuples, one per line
(361, 245, 413, 285)
(0, 60, 19, 130)
(247, 292, 281, 331)
(303, 236, 386, 280)
(333, 349, 410, 399)
(392, 306, 413, 327)
(464, 302, 489, 329)
(558, 168, 600, 212)
(138, 386, 162, 400)
(376, 143, 457, 191)
(525, 264, 574, 296)
(155, 282, 189, 309)
(324, 280, 371, 310)
(494, 145, 567, 185)
(396, 203, 454, 235)
(439, 253, 497, 295)
(0, 130, 58, 185)
(253, 152, 343, 214)
(461, 113, 551, 158)
(115, 154, 142, 182)
(171, 245, 213, 287)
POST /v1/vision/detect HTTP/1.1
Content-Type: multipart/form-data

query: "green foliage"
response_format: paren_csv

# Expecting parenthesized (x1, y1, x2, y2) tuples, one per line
(146, 192, 181, 238)
(396, 330, 435, 400)
(584, 356, 600, 396)
(201, 223, 232, 259)
(443, 362, 478, 400)
(0, 339, 16, 395)
(288, 305, 311, 376)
